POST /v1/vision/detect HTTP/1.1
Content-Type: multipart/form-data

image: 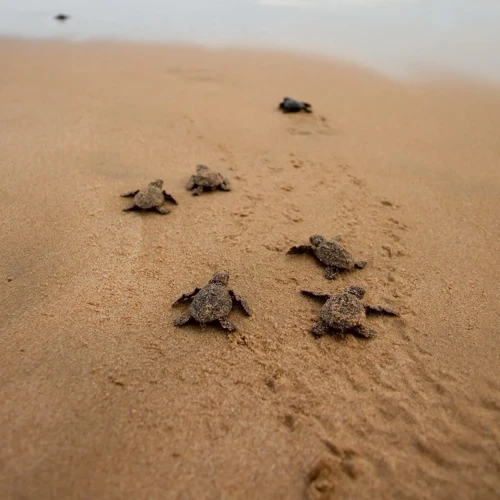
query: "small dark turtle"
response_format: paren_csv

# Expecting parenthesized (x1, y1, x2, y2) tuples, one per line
(173, 271, 251, 331)
(54, 14, 70, 22)
(278, 97, 312, 113)
(288, 235, 367, 280)
(302, 285, 399, 338)
(120, 179, 177, 214)
(186, 164, 231, 196)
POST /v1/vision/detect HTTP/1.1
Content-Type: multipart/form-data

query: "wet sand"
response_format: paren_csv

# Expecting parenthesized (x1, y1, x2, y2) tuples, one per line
(0, 39, 499, 499)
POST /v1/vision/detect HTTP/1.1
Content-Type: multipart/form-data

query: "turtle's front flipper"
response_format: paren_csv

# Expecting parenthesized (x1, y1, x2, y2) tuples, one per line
(121, 190, 139, 198)
(301, 290, 331, 301)
(355, 261, 367, 269)
(229, 291, 252, 316)
(219, 318, 236, 332)
(172, 288, 201, 305)
(156, 205, 171, 215)
(364, 304, 399, 316)
(163, 191, 178, 205)
(325, 267, 340, 280)
(311, 321, 329, 338)
(186, 176, 196, 190)
(192, 186, 204, 196)
(174, 315, 193, 326)
(220, 180, 231, 191)
(287, 245, 313, 255)
(303, 103, 312, 113)
(352, 325, 376, 338)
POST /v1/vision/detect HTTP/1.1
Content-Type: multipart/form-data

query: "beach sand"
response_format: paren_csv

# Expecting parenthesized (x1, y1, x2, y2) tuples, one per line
(0, 39, 499, 499)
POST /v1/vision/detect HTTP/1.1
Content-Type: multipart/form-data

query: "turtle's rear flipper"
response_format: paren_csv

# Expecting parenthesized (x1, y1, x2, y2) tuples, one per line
(352, 325, 376, 338)
(172, 288, 201, 305)
(311, 321, 329, 338)
(324, 267, 340, 280)
(365, 304, 399, 316)
(301, 290, 331, 301)
(229, 291, 252, 316)
(174, 315, 193, 326)
(163, 191, 178, 205)
(156, 205, 171, 215)
(123, 204, 138, 212)
(219, 318, 236, 332)
(186, 176, 196, 191)
(121, 190, 139, 198)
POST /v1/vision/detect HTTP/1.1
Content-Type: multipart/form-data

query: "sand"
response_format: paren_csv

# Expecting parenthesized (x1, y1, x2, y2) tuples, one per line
(0, 39, 499, 500)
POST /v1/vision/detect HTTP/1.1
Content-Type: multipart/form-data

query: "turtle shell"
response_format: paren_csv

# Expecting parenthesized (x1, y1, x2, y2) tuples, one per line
(320, 292, 366, 330)
(189, 284, 233, 324)
(134, 186, 164, 209)
(314, 241, 355, 270)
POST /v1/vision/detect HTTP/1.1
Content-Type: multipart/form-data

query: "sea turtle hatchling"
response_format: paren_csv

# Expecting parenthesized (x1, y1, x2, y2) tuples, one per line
(186, 164, 231, 196)
(120, 179, 177, 214)
(278, 97, 312, 113)
(301, 285, 399, 338)
(172, 271, 252, 331)
(288, 235, 367, 280)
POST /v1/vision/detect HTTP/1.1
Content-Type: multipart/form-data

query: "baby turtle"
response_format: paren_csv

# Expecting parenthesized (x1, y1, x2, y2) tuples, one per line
(278, 97, 312, 113)
(186, 164, 231, 196)
(302, 285, 399, 338)
(120, 179, 177, 214)
(173, 271, 251, 331)
(288, 235, 367, 280)
(54, 14, 70, 22)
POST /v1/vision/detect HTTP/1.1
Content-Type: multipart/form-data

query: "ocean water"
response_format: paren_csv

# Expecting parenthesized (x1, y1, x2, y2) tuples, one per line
(1, 0, 500, 80)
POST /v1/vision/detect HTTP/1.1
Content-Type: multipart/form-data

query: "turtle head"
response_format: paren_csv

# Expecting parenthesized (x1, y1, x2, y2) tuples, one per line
(150, 179, 164, 188)
(210, 270, 229, 286)
(196, 164, 210, 173)
(345, 285, 365, 299)
(309, 235, 325, 247)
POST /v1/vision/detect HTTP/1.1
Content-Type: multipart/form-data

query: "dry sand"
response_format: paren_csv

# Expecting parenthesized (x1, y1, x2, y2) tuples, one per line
(0, 39, 499, 500)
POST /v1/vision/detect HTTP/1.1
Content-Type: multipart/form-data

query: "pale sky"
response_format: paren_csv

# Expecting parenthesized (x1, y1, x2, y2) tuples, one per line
(1, 0, 500, 80)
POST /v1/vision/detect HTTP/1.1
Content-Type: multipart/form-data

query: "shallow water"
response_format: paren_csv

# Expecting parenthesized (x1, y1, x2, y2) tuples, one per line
(1, 0, 500, 80)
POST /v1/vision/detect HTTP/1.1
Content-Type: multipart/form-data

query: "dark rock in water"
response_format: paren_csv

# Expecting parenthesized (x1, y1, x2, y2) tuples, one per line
(278, 97, 312, 113)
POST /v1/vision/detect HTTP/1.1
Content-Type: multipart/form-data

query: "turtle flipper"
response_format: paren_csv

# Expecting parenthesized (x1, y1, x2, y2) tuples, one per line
(186, 176, 196, 191)
(123, 204, 138, 212)
(121, 189, 139, 198)
(355, 261, 367, 269)
(301, 290, 331, 301)
(172, 288, 201, 305)
(174, 315, 193, 326)
(219, 318, 236, 332)
(220, 179, 231, 191)
(156, 205, 171, 215)
(192, 186, 204, 196)
(364, 304, 399, 316)
(163, 191, 178, 205)
(324, 267, 340, 280)
(229, 290, 252, 316)
(303, 103, 312, 113)
(311, 321, 329, 338)
(287, 245, 313, 255)
(352, 325, 376, 338)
